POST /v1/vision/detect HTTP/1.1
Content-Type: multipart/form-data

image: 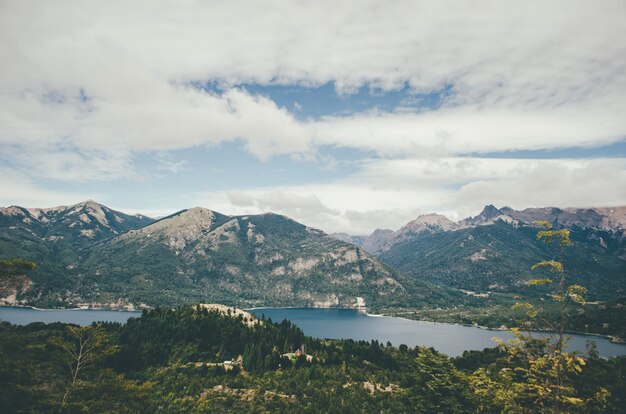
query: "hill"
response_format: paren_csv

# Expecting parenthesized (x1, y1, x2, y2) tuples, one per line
(0, 200, 154, 247)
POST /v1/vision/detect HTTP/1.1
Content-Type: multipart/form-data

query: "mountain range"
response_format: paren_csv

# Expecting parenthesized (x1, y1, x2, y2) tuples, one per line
(0, 201, 450, 310)
(333, 205, 626, 300)
(334, 205, 626, 255)
(1, 201, 625, 313)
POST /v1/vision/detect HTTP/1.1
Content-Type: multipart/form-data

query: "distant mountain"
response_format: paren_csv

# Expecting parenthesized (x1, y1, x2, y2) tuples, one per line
(337, 205, 626, 255)
(336, 205, 626, 301)
(329, 233, 367, 246)
(348, 214, 460, 255)
(0, 202, 451, 309)
(461, 205, 626, 231)
(361, 229, 394, 255)
(459, 204, 519, 227)
(0, 201, 155, 307)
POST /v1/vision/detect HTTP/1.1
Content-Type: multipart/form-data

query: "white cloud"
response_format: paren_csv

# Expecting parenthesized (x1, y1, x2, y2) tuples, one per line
(1, 0, 626, 233)
(313, 104, 626, 157)
(1, 0, 624, 182)
(6, 155, 623, 234)
(190, 157, 626, 234)
(454, 159, 626, 217)
(0, 169, 94, 208)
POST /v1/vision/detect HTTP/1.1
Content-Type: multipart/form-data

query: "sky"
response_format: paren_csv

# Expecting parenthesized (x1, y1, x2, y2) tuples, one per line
(1, 0, 625, 235)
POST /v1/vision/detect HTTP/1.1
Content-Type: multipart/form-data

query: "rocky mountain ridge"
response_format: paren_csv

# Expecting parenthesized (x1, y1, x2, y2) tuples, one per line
(0, 201, 447, 309)
(334, 204, 626, 254)
(0, 200, 154, 246)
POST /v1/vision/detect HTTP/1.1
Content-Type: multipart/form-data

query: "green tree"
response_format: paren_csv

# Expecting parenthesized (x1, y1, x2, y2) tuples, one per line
(49, 324, 119, 406)
(0, 258, 36, 277)
(0, 259, 36, 301)
(470, 222, 603, 413)
(410, 347, 473, 413)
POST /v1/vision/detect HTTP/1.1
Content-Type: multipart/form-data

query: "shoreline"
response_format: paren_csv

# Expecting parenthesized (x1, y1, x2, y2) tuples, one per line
(0, 304, 141, 313)
(247, 305, 367, 311)
(249, 305, 625, 344)
(371, 309, 626, 344)
(3, 304, 623, 344)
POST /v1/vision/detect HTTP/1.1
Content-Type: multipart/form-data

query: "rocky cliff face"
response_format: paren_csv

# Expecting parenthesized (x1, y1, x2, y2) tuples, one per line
(500, 206, 626, 232)
(460, 205, 520, 227)
(461, 205, 626, 232)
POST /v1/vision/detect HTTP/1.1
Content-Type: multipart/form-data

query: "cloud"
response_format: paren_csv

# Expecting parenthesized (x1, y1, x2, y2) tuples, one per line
(227, 191, 341, 230)
(2, 0, 626, 234)
(8, 154, 623, 234)
(454, 159, 626, 217)
(0, 85, 311, 179)
(227, 191, 255, 207)
(0, 169, 94, 208)
(1, 143, 137, 182)
(1, 0, 624, 182)
(193, 157, 626, 234)
(313, 104, 626, 157)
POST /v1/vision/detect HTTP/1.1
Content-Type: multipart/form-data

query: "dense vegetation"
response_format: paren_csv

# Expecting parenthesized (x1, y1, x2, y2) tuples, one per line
(378, 221, 626, 300)
(1, 306, 624, 413)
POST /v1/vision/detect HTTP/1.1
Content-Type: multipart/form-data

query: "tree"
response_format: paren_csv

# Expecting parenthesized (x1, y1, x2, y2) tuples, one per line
(0, 259, 36, 301)
(49, 324, 119, 405)
(0, 258, 36, 277)
(470, 222, 603, 413)
(410, 347, 473, 413)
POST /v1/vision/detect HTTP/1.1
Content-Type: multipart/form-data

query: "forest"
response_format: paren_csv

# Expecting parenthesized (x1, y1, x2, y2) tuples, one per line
(1, 305, 624, 413)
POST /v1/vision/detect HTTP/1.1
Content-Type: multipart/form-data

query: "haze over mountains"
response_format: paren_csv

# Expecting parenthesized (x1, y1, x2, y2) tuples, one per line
(1, 200, 625, 310)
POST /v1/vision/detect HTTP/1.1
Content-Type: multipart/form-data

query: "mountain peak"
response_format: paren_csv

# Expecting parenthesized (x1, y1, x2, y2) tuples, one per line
(459, 205, 509, 227)
(390, 213, 457, 240)
(156, 207, 223, 226)
(415, 213, 455, 224)
(76, 199, 101, 206)
(479, 204, 502, 219)
(183, 207, 216, 215)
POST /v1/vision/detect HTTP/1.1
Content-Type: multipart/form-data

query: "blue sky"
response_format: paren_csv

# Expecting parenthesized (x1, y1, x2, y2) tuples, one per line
(202, 82, 448, 119)
(1, 1, 625, 234)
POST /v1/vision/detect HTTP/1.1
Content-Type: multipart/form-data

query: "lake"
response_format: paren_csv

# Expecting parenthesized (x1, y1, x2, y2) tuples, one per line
(0, 306, 140, 326)
(249, 307, 626, 357)
(2, 306, 625, 357)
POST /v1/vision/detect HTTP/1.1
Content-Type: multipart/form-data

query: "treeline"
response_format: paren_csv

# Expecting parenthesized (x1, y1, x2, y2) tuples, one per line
(1, 305, 625, 413)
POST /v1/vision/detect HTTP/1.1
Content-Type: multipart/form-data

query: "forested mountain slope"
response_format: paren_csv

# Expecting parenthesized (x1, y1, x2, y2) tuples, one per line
(337, 205, 626, 300)
(0, 202, 452, 309)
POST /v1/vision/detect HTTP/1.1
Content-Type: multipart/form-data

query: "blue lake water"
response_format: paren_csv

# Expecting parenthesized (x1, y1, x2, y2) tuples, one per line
(249, 307, 626, 357)
(0, 306, 140, 326)
(2, 306, 624, 357)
